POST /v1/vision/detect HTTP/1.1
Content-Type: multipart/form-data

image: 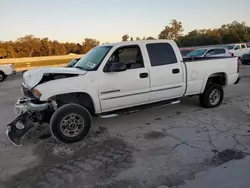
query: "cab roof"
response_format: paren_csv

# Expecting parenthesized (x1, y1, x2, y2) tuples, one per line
(101, 39, 174, 47)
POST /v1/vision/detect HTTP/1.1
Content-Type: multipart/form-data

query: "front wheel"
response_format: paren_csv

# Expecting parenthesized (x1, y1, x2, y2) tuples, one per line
(199, 84, 224, 108)
(0, 72, 6, 82)
(50, 103, 92, 144)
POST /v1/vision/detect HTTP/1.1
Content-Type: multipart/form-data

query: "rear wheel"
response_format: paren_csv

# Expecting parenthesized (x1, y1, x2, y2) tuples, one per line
(50, 103, 92, 144)
(199, 84, 224, 108)
(0, 71, 6, 82)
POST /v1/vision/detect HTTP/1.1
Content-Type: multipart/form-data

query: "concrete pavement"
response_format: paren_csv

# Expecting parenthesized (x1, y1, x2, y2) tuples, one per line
(174, 155, 250, 188)
(0, 67, 250, 188)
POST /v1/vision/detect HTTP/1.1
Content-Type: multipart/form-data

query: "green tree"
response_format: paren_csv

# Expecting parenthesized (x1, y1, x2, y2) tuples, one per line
(159, 19, 184, 40)
(0, 48, 7, 58)
(82, 38, 100, 53)
(146, 36, 155, 40)
(40, 37, 52, 56)
(122, 34, 129, 41)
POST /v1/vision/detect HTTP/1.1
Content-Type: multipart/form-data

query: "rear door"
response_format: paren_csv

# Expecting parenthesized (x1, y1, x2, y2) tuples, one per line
(146, 43, 185, 103)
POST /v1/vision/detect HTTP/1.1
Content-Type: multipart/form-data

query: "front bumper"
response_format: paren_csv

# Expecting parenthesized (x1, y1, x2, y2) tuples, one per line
(14, 98, 50, 115)
(6, 98, 50, 146)
(234, 76, 241, 85)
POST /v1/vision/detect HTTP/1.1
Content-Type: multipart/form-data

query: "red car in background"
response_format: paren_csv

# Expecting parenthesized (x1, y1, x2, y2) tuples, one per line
(179, 47, 196, 57)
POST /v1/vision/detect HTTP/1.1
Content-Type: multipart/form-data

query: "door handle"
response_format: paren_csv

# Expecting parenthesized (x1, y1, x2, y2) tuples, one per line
(139, 73, 148, 78)
(172, 68, 180, 74)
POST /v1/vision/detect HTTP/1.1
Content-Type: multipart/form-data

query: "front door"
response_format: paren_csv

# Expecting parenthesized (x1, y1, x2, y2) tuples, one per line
(233, 45, 241, 56)
(98, 45, 150, 112)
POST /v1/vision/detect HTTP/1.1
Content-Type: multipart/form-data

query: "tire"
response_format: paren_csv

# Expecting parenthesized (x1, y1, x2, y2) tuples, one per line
(50, 103, 92, 144)
(0, 71, 6, 82)
(199, 84, 224, 108)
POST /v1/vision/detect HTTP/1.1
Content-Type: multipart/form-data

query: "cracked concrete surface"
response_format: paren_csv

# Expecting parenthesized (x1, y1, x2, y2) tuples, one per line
(0, 67, 250, 188)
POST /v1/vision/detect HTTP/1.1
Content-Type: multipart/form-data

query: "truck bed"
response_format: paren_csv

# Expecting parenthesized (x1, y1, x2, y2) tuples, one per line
(183, 56, 239, 96)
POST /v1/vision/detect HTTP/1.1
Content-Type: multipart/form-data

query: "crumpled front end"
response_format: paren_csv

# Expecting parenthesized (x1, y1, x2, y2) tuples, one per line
(6, 97, 55, 146)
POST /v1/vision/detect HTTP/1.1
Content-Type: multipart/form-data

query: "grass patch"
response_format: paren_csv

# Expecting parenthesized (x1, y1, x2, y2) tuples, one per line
(13, 58, 74, 69)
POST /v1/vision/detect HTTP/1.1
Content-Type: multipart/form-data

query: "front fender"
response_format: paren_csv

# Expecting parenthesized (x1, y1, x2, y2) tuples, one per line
(39, 88, 101, 114)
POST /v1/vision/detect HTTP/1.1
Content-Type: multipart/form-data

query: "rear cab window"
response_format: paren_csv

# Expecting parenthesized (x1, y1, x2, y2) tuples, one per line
(146, 43, 177, 66)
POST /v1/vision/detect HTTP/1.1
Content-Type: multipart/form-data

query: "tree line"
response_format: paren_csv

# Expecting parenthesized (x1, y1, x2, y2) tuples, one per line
(122, 20, 250, 47)
(1, 20, 249, 58)
(0, 36, 100, 58)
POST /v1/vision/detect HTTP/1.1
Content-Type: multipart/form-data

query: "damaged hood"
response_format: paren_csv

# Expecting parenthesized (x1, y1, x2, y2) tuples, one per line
(23, 67, 87, 89)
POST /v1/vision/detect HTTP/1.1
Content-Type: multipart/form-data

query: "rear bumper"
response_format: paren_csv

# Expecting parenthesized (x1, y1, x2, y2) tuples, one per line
(234, 76, 241, 85)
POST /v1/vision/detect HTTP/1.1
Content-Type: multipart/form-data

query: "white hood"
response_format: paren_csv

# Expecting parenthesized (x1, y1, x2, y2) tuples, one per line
(23, 67, 87, 89)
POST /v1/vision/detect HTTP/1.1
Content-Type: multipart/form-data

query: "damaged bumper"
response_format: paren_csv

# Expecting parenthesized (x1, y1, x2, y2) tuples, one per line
(6, 98, 51, 146)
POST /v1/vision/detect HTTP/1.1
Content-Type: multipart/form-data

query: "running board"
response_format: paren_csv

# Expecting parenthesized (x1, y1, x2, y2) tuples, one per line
(99, 99, 180, 119)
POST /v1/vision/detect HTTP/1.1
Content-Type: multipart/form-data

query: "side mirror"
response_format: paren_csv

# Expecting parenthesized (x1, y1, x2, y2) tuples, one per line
(104, 62, 127, 72)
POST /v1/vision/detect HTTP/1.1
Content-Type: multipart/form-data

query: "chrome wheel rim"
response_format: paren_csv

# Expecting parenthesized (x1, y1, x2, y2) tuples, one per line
(0, 74, 3, 81)
(60, 113, 84, 137)
(209, 89, 220, 105)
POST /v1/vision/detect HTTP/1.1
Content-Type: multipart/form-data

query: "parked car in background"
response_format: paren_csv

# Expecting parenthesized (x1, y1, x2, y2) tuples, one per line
(240, 52, 250, 65)
(66, 58, 81, 67)
(0, 64, 16, 82)
(186, 47, 232, 58)
(225, 43, 250, 57)
(179, 47, 195, 57)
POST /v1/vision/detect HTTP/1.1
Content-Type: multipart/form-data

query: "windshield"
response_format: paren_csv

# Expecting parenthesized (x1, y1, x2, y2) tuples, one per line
(225, 45, 235, 50)
(187, 49, 207, 57)
(74, 46, 113, 71)
(180, 49, 194, 56)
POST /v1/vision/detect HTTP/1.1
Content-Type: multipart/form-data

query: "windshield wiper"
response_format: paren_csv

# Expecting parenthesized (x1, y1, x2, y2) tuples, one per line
(75, 66, 86, 71)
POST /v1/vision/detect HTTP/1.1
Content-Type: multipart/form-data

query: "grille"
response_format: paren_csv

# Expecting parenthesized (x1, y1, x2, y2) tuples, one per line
(21, 84, 35, 99)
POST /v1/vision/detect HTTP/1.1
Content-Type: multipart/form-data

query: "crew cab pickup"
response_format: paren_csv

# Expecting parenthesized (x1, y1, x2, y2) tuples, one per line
(6, 40, 241, 146)
(0, 64, 16, 82)
(225, 43, 250, 57)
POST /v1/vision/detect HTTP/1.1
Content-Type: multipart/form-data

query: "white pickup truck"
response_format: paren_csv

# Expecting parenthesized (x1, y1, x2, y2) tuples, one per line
(6, 40, 241, 146)
(225, 43, 250, 57)
(0, 64, 16, 82)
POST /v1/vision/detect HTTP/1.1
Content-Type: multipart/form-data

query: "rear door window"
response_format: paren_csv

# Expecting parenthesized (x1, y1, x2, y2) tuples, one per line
(215, 49, 226, 54)
(146, 43, 177, 67)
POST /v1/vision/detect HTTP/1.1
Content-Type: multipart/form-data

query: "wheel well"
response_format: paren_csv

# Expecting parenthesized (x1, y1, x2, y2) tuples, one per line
(206, 73, 227, 87)
(0, 70, 5, 75)
(53, 92, 95, 115)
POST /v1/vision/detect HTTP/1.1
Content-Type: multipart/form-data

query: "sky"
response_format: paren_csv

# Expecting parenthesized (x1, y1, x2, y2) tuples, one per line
(1, 0, 250, 43)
